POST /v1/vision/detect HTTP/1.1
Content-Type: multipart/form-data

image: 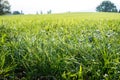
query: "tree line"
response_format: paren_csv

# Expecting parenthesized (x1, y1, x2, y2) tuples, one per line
(0, 0, 120, 15)
(0, 0, 52, 15)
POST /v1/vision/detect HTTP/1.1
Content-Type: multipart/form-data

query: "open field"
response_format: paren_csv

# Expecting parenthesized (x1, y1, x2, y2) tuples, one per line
(0, 12, 120, 80)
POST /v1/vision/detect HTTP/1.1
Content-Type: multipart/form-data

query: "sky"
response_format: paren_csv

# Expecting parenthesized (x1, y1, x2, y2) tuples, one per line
(9, 0, 120, 14)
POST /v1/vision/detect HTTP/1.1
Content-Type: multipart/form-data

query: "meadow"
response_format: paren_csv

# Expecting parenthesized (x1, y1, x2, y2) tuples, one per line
(0, 12, 120, 80)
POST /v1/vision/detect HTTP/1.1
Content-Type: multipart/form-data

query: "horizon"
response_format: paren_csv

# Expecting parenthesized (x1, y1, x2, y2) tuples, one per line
(9, 0, 120, 14)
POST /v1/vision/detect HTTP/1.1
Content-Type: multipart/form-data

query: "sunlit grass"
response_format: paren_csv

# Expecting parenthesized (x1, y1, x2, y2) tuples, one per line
(0, 12, 120, 80)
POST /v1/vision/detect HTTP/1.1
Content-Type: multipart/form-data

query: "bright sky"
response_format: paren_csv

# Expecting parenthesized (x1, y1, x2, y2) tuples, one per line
(9, 0, 120, 14)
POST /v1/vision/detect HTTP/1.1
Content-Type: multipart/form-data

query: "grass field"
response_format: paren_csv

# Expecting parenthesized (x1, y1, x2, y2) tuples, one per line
(0, 12, 120, 80)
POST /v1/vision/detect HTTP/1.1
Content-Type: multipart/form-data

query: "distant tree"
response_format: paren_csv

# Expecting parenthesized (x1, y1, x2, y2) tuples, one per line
(0, 0, 11, 15)
(36, 11, 39, 14)
(20, 10, 24, 14)
(40, 11, 43, 14)
(96, 0, 118, 12)
(13, 11, 21, 15)
(47, 10, 52, 14)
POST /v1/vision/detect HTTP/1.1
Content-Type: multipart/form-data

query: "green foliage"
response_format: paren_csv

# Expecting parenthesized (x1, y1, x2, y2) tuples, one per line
(0, 13, 120, 79)
(13, 11, 21, 15)
(0, 0, 11, 15)
(96, 0, 118, 12)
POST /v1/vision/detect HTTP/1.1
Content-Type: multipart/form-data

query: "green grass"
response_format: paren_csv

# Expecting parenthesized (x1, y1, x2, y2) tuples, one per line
(0, 12, 120, 80)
